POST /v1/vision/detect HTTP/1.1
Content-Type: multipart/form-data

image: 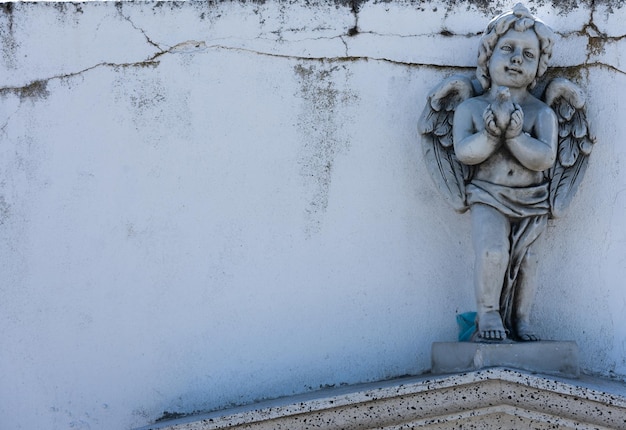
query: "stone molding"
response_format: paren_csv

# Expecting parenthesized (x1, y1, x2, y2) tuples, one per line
(431, 341, 580, 378)
(139, 368, 626, 430)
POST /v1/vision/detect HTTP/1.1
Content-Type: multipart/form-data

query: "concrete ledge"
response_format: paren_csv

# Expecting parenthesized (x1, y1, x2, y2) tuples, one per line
(137, 368, 626, 430)
(431, 341, 580, 378)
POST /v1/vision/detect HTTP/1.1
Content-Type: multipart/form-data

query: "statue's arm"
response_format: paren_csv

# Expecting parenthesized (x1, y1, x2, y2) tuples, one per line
(452, 101, 500, 165)
(505, 107, 558, 171)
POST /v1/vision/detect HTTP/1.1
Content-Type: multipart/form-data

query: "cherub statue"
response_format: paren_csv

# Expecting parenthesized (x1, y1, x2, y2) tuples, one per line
(418, 3, 594, 342)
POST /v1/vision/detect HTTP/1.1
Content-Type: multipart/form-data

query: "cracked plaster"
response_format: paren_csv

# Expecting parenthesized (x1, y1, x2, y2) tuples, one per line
(2, 1, 625, 96)
(1, 2, 626, 430)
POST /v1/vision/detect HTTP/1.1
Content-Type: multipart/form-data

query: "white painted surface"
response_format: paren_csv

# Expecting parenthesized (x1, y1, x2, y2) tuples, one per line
(0, 2, 624, 429)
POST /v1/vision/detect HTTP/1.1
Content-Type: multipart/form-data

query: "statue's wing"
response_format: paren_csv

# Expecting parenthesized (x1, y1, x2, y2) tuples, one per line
(418, 75, 476, 213)
(544, 78, 596, 218)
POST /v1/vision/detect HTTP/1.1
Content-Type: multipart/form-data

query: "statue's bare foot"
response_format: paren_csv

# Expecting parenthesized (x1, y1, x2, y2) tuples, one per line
(477, 311, 506, 341)
(515, 321, 540, 342)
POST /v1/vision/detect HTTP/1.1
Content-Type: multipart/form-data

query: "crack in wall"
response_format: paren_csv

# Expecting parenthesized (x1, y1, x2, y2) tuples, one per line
(2, 2, 626, 101)
(195, 43, 626, 75)
(0, 106, 19, 136)
(339, 35, 349, 57)
(1, 40, 624, 102)
(584, 0, 606, 63)
(119, 12, 167, 54)
(0, 39, 211, 99)
(0, 60, 159, 99)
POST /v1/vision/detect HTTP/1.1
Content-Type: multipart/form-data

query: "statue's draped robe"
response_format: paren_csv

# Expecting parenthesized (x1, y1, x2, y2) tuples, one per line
(466, 179, 549, 334)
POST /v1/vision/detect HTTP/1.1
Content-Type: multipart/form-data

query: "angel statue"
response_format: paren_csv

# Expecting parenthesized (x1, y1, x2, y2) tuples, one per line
(418, 3, 594, 342)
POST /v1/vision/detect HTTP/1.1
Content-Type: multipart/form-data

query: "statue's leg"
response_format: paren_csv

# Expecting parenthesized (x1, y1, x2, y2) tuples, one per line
(514, 245, 541, 341)
(471, 203, 511, 341)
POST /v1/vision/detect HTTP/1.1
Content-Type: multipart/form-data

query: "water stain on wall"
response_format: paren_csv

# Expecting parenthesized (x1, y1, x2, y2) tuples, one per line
(294, 62, 356, 237)
(0, 2, 17, 70)
(0, 195, 10, 225)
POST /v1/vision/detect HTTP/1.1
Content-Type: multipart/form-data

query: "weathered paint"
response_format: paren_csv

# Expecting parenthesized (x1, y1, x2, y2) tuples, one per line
(0, 1, 624, 429)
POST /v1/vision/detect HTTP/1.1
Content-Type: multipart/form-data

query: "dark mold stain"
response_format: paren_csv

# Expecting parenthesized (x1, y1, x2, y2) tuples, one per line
(0, 80, 49, 101)
(18, 80, 49, 99)
(156, 411, 189, 422)
(294, 62, 355, 236)
(0, 2, 13, 16)
(0, 1, 16, 68)
(0, 196, 10, 226)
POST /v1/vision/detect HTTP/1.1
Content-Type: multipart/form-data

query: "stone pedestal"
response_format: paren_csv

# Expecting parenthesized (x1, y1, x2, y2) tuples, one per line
(431, 341, 579, 378)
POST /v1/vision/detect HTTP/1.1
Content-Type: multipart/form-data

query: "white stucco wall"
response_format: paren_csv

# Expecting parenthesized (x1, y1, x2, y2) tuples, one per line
(0, 1, 624, 429)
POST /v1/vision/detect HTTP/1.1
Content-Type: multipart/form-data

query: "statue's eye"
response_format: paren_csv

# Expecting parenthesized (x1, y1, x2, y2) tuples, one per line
(501, 45, 512, 52)
(524, 51, 535, 59)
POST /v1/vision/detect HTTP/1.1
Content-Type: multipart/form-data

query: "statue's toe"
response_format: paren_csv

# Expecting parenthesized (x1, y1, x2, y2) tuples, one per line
(518, 333, 539, 342)
(480, 329, 506, 341)
(515, 322, 540, 342)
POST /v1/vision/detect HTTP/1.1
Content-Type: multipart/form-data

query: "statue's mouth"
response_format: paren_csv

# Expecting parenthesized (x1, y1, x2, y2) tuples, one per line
(505, 66, 522, 74)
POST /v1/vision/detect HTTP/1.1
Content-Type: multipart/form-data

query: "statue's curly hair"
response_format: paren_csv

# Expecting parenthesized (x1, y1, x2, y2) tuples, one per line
(476, 3, 555, 91)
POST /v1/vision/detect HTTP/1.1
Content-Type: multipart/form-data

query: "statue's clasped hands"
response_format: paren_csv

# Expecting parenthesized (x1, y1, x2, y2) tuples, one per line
(505, 105, 524, 139)
(483, 103, 524, 141)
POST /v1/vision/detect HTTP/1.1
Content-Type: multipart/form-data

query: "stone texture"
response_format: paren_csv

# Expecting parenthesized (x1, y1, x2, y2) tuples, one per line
(431, 341, 580, 378)
(138, 368, 626, 430)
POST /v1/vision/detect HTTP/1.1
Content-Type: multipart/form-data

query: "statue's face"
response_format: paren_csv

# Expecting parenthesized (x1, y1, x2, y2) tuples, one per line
(488, 28, 540, 89)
